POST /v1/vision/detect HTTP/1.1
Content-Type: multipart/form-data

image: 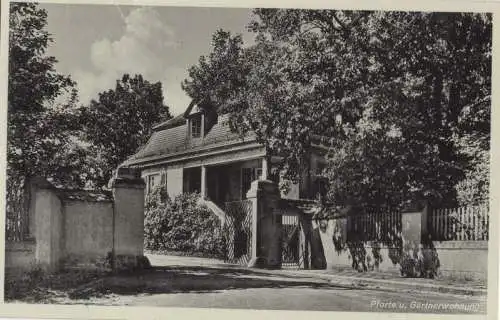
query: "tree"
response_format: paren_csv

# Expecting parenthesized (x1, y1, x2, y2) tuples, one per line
(79, 74, 171, 189)
(7, 3, 84, 240)
(182, 30, 249, 107)
(183, 10, 491, 207)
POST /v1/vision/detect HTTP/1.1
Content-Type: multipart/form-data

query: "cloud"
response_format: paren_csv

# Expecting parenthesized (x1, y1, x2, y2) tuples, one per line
(160, 66, 192, 116)
(73, 7, 189, 115)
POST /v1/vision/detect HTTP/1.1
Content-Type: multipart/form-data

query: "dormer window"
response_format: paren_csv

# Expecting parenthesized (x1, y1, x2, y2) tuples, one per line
(191, 114, 202, 138)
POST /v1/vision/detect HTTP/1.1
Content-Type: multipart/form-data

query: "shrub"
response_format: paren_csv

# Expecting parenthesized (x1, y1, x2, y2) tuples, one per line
(144, 187, 225, 259)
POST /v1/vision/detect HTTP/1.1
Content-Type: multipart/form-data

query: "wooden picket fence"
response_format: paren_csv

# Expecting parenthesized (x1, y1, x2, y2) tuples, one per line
(429, 203, 489, 241)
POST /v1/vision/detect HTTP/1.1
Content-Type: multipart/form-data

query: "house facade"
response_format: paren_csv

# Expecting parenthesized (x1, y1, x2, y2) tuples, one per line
(122, 101, 327, 206)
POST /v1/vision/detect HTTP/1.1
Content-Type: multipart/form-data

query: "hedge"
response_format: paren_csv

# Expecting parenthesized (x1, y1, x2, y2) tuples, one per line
(144, 187, 225, 259)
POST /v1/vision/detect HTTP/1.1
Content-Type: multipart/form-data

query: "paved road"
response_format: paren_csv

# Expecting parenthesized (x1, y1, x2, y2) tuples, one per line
(52, 254, 487, 314)
(111, 286, 485, 313)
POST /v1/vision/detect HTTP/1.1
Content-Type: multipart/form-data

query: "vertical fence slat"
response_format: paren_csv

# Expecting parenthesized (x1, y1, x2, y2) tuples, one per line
(467, 206, 472, 240)
(444, 209, 448, 240)
(476, 205, 481, 241)
(444, 208, 448, 240)
(485, 206, 489, 241)
(460, 207, 463, 240)
(451, 208, 456, 241)
(460, 207, 467, 241)
(440, 209, 444, 240)
(463, 207, 466, 240)
(472, 206, 477, 240)
(463, 206, 467, 240)
(482, 206, 486, 241)
(429, 208, 433, 239)
(436, 209, 440, 240)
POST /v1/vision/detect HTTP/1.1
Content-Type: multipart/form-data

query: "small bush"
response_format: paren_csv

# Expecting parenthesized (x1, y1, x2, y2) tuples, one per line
(144, 187, 225, 259)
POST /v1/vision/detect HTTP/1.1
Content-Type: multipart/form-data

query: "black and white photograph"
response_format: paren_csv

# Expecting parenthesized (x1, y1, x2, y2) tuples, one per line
(1, 0, 495, 317)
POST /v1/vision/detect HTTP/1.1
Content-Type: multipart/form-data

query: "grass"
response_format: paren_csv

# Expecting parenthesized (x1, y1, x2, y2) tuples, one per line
(4, 266, 109, 303)
(144, 249, 224, 260)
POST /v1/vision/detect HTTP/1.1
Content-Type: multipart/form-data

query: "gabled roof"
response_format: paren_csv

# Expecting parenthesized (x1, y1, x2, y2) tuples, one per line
(183, 99, 213, 118)
(123, 114, 257, 167)
(152, 114, 186, 131)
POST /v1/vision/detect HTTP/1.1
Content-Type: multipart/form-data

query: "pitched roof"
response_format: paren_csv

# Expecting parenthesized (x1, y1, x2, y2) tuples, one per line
(124, 114, 257, 166)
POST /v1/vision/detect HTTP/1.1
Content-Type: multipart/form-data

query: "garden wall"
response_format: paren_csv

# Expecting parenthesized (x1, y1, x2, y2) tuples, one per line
(63, 199, 114, 268)
(5, 168, 146, 273)
(432, 241, 488, 279)
(5, 241, 36, 271)
(312, 217, 488, 280)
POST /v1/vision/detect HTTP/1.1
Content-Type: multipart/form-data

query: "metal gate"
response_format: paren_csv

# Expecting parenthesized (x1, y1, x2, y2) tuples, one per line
(281, 214, 302, 269)
(223, 200, 253, 265)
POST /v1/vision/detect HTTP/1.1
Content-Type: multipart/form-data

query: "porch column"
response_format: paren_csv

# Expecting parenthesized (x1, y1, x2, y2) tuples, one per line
(201, 165, 207, 199)
(261, 157, 268, 180)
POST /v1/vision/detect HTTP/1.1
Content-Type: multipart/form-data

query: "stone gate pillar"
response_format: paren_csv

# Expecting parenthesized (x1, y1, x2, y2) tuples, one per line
(246, 180, 282, 269)
(401, 201, 430, 245)
(400, 200, 435, 277)
(111, 167, 147, 271)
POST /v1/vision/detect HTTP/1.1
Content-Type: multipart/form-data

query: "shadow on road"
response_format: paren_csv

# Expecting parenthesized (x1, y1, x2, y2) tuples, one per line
(78, 265, 350, 298)
(5, 264, 357, 303)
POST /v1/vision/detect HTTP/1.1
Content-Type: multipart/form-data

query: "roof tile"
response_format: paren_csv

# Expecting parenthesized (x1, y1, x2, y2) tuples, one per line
(125, 114, 257, 165)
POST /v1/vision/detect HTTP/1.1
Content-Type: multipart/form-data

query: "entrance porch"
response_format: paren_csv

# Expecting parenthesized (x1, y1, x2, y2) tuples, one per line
(182, 157, 269, 207)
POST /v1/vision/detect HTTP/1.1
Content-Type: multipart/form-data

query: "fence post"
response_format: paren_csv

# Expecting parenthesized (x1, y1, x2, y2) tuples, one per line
(246, 180, 282, 269)
(111, 167, 147, 271)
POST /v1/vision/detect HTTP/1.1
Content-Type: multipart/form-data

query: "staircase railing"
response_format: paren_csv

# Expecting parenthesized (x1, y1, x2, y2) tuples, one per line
(199, 198, 227, 225)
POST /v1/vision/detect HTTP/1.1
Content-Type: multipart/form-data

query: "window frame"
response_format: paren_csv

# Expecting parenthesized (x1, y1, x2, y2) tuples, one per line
(145, 172, 163, 194)
(190, 115, 202, 138)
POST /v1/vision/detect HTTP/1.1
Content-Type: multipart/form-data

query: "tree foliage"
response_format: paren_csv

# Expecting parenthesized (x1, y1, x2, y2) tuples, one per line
(7, 2, 173, 241)
(78, 74, 171, 188)
(183, 10, 491, 207)
(7, 3, 87, 240)
(8, 2, 82, 181)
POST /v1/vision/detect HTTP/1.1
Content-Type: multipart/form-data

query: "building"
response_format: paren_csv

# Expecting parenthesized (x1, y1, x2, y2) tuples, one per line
(122, 100, 328, 206)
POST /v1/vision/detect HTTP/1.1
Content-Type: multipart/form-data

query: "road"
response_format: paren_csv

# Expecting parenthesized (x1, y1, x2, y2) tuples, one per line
(111, 286, 485, 313)
(50, 254, 487, 314)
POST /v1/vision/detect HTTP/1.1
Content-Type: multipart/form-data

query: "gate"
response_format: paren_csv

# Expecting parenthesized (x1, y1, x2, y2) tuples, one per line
(223, 200, 253, 265)
(281, 214, 302, 269)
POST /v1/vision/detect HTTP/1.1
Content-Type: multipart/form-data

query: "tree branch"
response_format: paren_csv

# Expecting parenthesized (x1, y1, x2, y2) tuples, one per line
(331, 11, 348, 31)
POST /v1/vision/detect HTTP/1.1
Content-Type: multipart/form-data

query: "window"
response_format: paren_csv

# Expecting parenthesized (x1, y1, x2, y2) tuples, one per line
(160, 172, 167, 186)
(313, 177, 328, 200)
(147, 174, 161, 193)
(316, 162, 326, 176)
(191, 115, 202, 138)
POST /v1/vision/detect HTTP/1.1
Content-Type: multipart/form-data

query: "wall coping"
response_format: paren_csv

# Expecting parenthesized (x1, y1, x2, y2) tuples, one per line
(401, 200, 428, 213)
(6, 240, 36, 252)
(327, 240, 488, 250)
(111, 177, 146, 189)
(431, 240, 488, 250)
(58, 189, 113, 203)
(246, 179, 279, 198)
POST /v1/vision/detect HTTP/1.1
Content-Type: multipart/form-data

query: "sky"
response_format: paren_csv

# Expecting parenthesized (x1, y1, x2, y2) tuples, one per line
(40, 3, 256, 116)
